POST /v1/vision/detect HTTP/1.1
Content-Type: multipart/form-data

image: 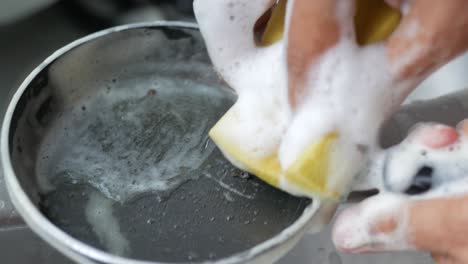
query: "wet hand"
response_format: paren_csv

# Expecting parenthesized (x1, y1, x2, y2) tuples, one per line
(333, 120, 468, 264)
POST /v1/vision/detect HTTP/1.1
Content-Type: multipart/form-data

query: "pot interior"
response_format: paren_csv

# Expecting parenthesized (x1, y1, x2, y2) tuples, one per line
(7, 24, 311, 263)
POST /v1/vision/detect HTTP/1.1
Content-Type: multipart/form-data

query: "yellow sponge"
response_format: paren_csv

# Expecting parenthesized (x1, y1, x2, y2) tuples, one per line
(260, 0, 287, 46)
(209, 109, 282, 187)
(210, 0, 401, 200)
(284, 132, 339, 199)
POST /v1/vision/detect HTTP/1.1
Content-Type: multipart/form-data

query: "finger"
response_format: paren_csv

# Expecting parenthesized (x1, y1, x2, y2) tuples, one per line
(386, 0, 468, 82)
(407, 196, 468, 253)
(287, 0, 353, 107)
(333, 193, 468, 255)
(332, 193, 412, 253)
(383, 122, 460, 194)
(406, 123, 459, 149)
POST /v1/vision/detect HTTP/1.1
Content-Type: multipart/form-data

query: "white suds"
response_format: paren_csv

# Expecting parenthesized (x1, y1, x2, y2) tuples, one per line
(85, 190, 130, 256)
(195, 0, 421, 199)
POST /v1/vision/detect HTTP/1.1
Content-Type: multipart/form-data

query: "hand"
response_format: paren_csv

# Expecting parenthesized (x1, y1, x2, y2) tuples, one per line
(288, 0, 468, 97)
(194, 0, 468, 199)
(282, 0, 468, 184)
(333, 120, 468, 264)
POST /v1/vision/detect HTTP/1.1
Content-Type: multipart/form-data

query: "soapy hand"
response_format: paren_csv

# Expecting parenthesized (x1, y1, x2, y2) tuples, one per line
(333, 121, 468, 264)
(280, 0, 468, 198)
(194, 0, 468, 200)
(328, 1, 468, 262)
(195, 0, 468, 260)
(289, 0, 468, 93)
(384, 0, 468, 81)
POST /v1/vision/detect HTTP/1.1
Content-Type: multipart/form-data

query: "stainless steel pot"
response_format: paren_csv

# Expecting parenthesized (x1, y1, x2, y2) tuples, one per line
(0, 21, 323, 264)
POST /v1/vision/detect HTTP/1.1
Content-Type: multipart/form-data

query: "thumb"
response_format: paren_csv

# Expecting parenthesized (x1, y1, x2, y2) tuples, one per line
(333, 193, 468, 255)
(407, 195, 468, 255)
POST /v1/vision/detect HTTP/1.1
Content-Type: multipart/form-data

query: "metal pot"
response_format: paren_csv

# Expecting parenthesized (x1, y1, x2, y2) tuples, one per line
(0, 21, 323, 264)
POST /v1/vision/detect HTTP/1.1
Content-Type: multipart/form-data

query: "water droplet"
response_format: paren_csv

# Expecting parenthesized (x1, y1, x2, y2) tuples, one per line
(210, 217, 215, 222)
(226, 216, 233, 221)
(187, 252, 198, 260)
(223, 192, 234, 202)
(253, 210, 258, 216)
(147, 218, 155, 224)
(0, 200, 5, 209)
(263, 221, 268, 225)
(244, 220, 250, 225)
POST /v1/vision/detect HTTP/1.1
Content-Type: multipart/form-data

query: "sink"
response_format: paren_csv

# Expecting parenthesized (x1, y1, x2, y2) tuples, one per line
(1, 2, 467, 264)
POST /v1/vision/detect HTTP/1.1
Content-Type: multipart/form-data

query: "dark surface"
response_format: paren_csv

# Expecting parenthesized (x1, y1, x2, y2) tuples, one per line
(41, 157, 310, 262)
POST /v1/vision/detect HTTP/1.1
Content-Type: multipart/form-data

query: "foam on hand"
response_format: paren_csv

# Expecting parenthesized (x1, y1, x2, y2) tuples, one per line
(382, 123, 468, 198)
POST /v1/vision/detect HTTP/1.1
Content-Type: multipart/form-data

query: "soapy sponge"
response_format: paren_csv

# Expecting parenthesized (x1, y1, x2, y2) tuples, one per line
(209, 0, 401, 200)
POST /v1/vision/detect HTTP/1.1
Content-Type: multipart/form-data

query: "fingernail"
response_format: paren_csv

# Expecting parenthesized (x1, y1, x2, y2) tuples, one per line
(409, 124, 458, 149)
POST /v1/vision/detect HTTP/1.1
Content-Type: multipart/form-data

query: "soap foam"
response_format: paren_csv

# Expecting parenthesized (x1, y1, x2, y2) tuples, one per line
(279, 39, 404, 196)
(383, 123, 468, 198)
(85, 190, 130, 256)
(196, 0, 468, 252)
(196, 0, 419, 198)
(195, 0, 292, 160)
(36, 75, 232, 202)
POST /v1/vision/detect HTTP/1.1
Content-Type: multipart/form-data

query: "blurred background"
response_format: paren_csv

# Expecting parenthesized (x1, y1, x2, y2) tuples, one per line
(1, 0, 467, 114)
(0, 0, 195, 114)
(0, 1, 466, 264)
